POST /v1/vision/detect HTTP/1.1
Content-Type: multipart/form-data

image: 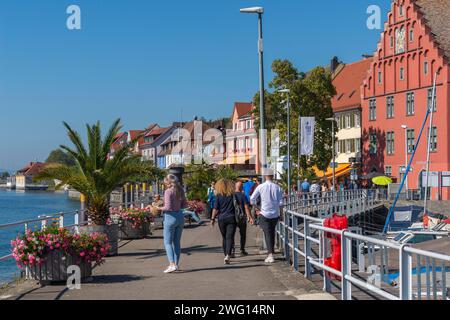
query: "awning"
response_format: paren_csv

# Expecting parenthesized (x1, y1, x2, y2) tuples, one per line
(220, 154, 254, 165)
(313, 163, 352, 180)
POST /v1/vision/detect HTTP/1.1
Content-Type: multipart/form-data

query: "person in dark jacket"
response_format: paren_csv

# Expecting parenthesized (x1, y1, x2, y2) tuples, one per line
(211, 179, 237, 265)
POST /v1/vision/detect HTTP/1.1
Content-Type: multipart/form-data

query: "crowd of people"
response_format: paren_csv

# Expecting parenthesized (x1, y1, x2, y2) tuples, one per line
(153, 169, 284, 274)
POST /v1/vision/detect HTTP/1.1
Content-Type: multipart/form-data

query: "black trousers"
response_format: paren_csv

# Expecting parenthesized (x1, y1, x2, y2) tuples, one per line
(218, 217, 237, 256)
(235, 221, 247, 251)
(259, 216, 279, 254)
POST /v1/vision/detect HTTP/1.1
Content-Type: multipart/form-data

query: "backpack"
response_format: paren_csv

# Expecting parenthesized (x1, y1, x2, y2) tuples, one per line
(233, 194, 246, 224)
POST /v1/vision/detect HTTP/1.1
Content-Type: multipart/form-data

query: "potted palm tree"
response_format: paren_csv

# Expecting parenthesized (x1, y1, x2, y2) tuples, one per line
(35, 119, 162, 256)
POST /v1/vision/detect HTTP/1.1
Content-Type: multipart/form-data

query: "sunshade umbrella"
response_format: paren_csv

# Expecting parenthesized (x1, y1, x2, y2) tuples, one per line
(372, 176, 393, 186)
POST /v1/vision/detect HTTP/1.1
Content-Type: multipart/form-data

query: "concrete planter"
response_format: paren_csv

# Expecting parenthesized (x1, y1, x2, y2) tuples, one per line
(80, 224, 119, 257)
(119, 221, 150, 240)
(26, 250, 92, 285)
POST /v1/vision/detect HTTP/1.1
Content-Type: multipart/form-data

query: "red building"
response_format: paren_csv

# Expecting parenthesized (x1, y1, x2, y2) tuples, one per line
(361, 0, 450, 199)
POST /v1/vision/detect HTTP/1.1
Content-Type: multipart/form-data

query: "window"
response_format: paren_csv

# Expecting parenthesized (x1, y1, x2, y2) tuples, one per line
(386, 96, 395, 118)
(369, 99, 377, 121)
(369, 133, 377, 155)
(338, 140, 345, 155)
(355, 138, 361, 153)
(406, 92, 415, 115)
(409, 29, 414, 42)
(427, 87, 437, 112)
(430, 126, 437, 152)
(350, 113, 356, 128)
(400, 67, 405, 80)
(234, 123, 238, 131)
(424, 61, 429, 75)
(355, 113, 361, 128)
(399, 5, 404, 16)
(385, 166, 393, 177)
(345, 114, 351, 129)
(246, 120, 251, 129)
(407, 129, 415, 154)
(390, 36, 394, 48)
(378, 71, 382, 84)
(386, 131, 395, 155)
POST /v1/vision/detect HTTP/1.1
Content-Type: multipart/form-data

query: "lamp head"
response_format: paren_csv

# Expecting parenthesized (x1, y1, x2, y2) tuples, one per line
(278, 88, 290, 94)
(240, 7, 264, 14)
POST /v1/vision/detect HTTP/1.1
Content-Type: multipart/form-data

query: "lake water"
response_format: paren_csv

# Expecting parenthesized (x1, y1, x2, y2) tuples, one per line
(0, 189, 79, 286)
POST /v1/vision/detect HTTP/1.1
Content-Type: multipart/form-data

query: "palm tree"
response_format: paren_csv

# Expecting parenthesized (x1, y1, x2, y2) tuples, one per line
(36, 119, 163, 225)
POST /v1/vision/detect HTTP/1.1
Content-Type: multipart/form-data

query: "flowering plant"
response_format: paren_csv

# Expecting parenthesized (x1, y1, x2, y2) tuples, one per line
(187, 200, 205, 215)
(116, 208, 154, 229)
(11, 226, 110, 269)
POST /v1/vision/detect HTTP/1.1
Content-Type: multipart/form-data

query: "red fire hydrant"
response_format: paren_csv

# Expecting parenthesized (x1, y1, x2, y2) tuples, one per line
(324, 214, 348, 280)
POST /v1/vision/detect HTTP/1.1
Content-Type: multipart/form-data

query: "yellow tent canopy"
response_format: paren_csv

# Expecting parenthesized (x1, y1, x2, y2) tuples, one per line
(313, 163, 352, 180)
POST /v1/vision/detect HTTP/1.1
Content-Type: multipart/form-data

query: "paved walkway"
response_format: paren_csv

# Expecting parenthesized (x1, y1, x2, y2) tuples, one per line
(3, 221, 333, 300)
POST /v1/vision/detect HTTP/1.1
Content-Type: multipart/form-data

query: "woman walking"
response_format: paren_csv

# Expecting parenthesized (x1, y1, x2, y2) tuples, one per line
(155, 174, 187, 274)
(211, 179, 237, 265)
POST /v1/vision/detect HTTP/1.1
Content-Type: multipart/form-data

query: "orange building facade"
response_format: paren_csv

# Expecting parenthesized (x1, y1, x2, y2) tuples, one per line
(361, 0, 450, 199)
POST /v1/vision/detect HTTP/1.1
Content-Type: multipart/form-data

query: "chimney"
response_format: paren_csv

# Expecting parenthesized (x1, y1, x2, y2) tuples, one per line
(330, 56, 340, 74)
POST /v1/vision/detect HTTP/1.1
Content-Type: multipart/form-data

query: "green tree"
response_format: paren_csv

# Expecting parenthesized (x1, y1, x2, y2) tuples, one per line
(0, 171, 10, 179)
(183, 164, 239, 202)
(35, 119, 156, 225)
(46, 148, 77, 167)
(253, 59, 336, 177)
(184, 163, 216, 202)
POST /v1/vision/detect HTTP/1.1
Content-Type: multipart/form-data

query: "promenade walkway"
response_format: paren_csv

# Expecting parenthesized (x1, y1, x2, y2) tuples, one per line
(3, 221, 334, 300)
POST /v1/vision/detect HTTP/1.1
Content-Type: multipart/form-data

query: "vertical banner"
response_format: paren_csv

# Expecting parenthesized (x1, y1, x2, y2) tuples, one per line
(301, 117, 315, 156)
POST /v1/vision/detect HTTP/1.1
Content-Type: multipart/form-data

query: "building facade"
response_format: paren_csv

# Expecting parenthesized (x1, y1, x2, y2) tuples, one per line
(361, 0, 450, 200)
(332, 57, 373, 165)
(224, 102, 259, 174)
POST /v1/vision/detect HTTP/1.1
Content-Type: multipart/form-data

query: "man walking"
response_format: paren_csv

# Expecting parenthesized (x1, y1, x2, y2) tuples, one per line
(250, 168, 283, 264)
(232, 181, 254, 257)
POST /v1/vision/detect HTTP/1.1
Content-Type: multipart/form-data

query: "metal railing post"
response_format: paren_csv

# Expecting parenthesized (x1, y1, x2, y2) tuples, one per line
(304, 218, 312, 277)
(400, 245, 413, 300)
(292, 215, 298, 271)
(341, 231, 352, 300)
(59, 213, 64, 228)
(284, 211, 290, 262)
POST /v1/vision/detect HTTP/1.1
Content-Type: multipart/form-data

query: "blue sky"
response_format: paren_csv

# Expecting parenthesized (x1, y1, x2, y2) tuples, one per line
(0, 0, 391, 169)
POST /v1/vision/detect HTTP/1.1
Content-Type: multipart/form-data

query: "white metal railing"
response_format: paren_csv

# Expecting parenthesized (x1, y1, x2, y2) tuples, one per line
(277, 195, 450, 300)
(0, 210, 87, 263)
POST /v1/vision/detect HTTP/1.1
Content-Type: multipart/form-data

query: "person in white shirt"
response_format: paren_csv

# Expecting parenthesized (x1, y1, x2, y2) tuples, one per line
(250, 168, 283, 264)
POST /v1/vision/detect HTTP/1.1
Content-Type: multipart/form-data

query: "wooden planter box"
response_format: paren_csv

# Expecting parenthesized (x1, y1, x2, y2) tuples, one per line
(26, 250, 92, 285)
(80, 224, 119, 257)
(119, 221, 150, 240)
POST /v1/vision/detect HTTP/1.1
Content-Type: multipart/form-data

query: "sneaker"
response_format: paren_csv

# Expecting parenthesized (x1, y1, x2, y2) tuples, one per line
(240, 250, 249, 256)
(264, 256, 275, 264)
(163, 265, 178, 274)
(224, 255, 231, 265)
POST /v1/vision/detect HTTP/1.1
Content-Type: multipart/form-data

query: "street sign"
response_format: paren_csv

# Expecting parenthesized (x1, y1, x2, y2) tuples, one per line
(330, 162, 339, 169)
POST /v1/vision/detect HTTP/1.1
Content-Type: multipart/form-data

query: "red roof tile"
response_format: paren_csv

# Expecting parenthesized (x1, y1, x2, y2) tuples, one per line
(233, 102, 253, 119)
(331, 57, 373, 112)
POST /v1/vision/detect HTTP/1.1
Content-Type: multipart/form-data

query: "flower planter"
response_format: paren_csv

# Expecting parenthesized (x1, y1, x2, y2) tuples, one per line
(80, 224, 119, 257)
(26, 250, 92, 284)
(119, 221, 150, 240)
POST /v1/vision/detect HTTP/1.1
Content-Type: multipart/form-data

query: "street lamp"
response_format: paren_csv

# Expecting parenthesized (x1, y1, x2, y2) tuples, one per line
(241, 6, 266, 181)
(279, 88, 291, 197)
(326, 117, 336, 191)
(401, 125, 409, 195)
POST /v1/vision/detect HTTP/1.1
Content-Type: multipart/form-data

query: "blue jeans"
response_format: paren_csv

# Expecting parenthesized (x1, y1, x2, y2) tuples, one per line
(163, 211, 185, 265)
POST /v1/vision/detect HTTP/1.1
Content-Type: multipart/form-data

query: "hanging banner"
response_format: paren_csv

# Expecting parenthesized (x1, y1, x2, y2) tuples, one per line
(301, 117, 315, 156)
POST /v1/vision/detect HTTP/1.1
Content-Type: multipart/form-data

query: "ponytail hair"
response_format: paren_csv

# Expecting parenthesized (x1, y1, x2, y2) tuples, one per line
(165, 174, 184, 200)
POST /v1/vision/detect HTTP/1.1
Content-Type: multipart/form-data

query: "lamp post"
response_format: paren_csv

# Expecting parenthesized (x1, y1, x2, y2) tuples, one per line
(279, 88, 291, 197)
(326, 117, 336, 191)
(401, 125, 409, 195)
(241, 6, 266, 181)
